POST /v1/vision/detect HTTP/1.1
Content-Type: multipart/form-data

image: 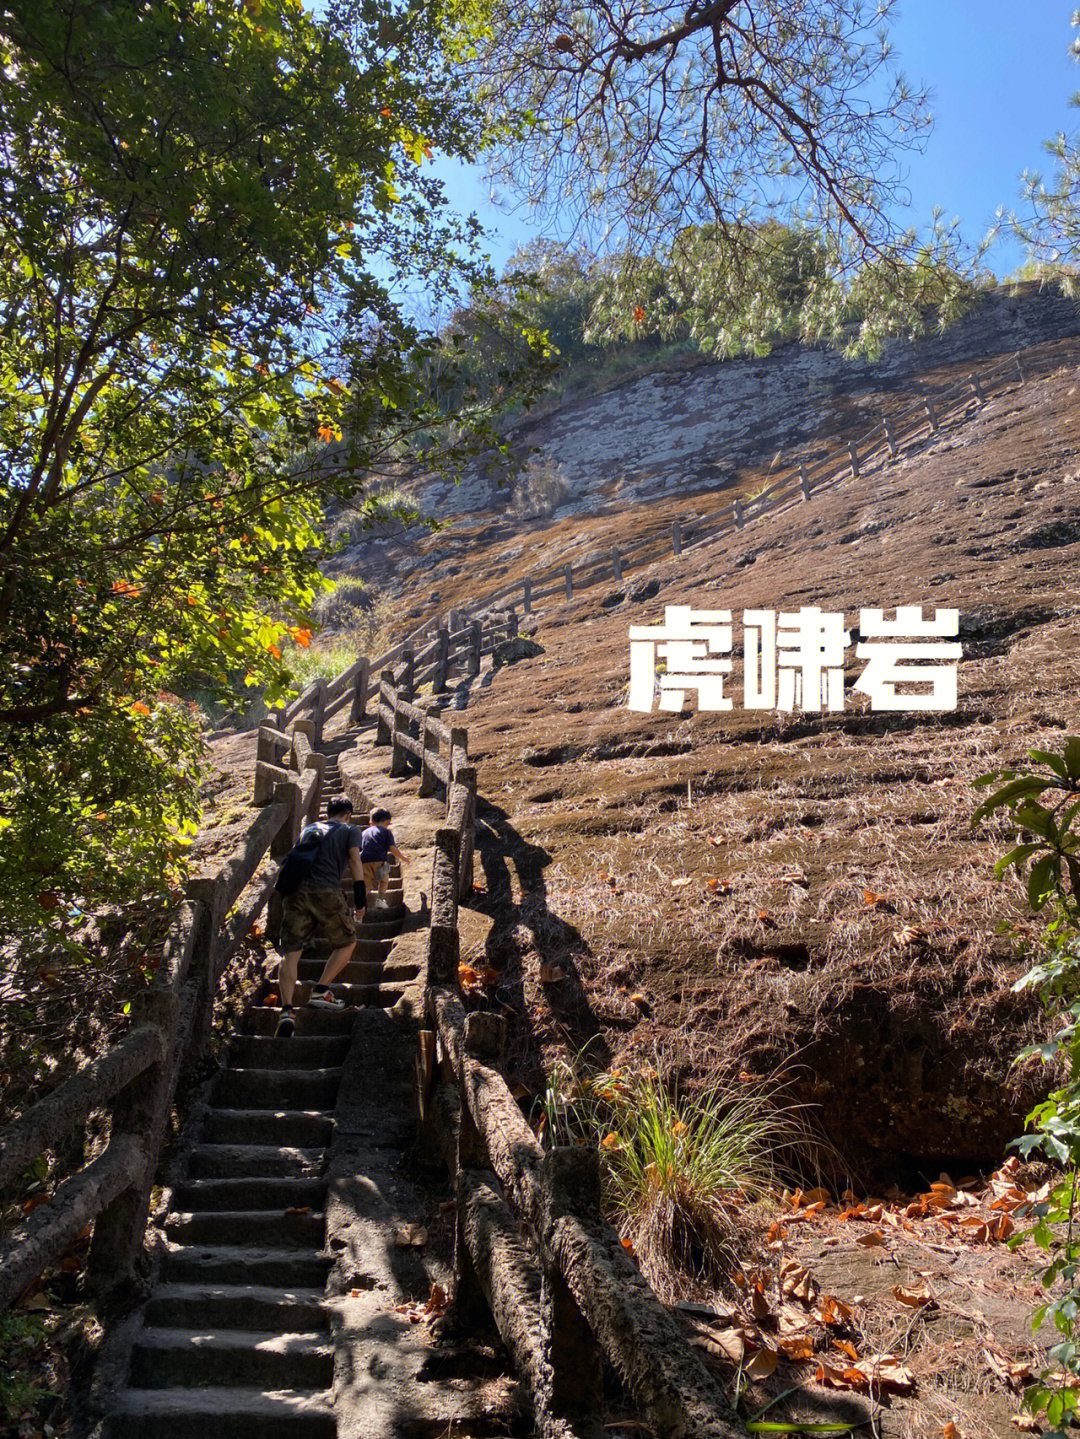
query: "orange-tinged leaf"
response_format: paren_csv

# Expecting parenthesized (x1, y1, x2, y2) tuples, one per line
(633, 305, 646, 324)
(267, 643, 282, 660)
(672, 1120, 688, 1137)
(291, 627, 313, 648)
(539, 963, 566, 983)
(856, 1229, 885, 1247)
(629, 991, 648, 1006)
(779, 1335, 816, 1360)
(941, 1423, 962, 1439)
(600, 1133, 621, 1150)
(894, 1284, 934, 1308)
(457, 964, 479, 987)
(833, 1339, 860, 1362)
(284, 1205, 311, 1216)
(819, 1295, 853, 1326)
(620, 1236, 634, 1252)
(131, 701, 151, 715)
(746, 1347, 779, 1380)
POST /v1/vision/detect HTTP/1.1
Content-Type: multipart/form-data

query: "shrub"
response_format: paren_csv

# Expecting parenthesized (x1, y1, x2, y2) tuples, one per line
(540, 1057, 807, 1299)
(511, 458, 571, 519)
(312, 580, 373, 630)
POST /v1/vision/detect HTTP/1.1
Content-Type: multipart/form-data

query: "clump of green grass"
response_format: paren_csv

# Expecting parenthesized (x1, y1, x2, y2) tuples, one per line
(540, 1057, 808, 1299)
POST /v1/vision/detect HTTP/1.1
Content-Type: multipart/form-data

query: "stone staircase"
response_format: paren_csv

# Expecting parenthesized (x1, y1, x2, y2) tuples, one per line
(103, 765, 412, 1437)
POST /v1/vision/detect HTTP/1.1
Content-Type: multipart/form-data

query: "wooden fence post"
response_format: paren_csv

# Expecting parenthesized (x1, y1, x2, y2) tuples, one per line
(468, 621, 482, 678)
(882, 413, 897, 457)
(457, 767, 477, 901)
(433, 628, 450, 693)
(848, 440, 860, 479)
(671, 519, 682, 555)
(452, 1014, 507, 1323)
(311, 677, 327, 751)
(375, 669, 393, 746)
(427, 827, 461, 985)
(799, 463, 812, 501)
(390, 689, 410, 778)
(539, 1148, 605, 1435)
(924, 396, 939, 432)
(399, 646, 415, 700)
(564, 563, 574, 600)
(505, 608, 518, 640)
(611, 547, 622, 583)
(969, 373, 984, 404)
(418, 702, 441, 799)
(732, 497, 744, 529)
(349, 657, 370, 724)
(181, 871, 227, 1065)
(1014, 352, 1025, 384)
(522, 578, 532, 616)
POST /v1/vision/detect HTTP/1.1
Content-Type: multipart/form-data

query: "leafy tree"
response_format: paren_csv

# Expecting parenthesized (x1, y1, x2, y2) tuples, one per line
(1013, 12, 1080, 291)
(975, 741, 1080, 1436)
(0, 0, 520, 965)
(468, 0, 977, 354)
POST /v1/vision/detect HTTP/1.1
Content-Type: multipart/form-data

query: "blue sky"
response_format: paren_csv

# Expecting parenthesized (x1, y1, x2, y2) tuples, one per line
(435, 3, 1080, 280)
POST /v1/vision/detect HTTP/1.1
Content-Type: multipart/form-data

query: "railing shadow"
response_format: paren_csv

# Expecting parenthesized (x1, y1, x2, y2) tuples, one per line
(472, 795, 612, 1074)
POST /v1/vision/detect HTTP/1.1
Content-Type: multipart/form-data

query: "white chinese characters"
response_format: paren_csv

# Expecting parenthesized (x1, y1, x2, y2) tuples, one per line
(628, 606, 960, 714)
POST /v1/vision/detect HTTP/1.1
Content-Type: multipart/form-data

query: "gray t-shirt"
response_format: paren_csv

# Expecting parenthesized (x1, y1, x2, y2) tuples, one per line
(300, 821, 363, 890)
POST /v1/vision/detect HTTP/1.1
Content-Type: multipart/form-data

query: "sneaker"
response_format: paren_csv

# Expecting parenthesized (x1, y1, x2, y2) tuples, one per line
(373, 896, 391, 911)
(274, 1010, 295, 1038)
(308, 987, 345, 1011)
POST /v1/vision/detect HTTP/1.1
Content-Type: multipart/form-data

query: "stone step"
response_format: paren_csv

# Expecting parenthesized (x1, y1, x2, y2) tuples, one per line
(296, 959, 418, 985)
(172, 1175, 327, 1213)
(164, 1209, 324, 1248)
(163, 1246, 332, 1289)
(201, 1108, 335, 1148)
(244, 1006, 356, 1038)
(104, 1387, 335, 1439)
(145, 1283, 328, 1332)
(129, 1326, 334, 1390)
(211, 1067, 342, 1109)
(303, 984, 404, 1009)
(227, 1034, 351, 1069)
(187, 1144, 328, 1180)
(354, 915, 404, 941)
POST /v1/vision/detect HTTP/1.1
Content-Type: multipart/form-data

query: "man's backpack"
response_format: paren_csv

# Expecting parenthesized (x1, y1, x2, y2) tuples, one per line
(273, 821, 339, 897)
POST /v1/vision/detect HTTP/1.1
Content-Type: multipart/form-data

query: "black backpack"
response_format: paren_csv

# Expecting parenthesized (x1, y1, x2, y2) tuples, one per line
(273, 821, 340, 897)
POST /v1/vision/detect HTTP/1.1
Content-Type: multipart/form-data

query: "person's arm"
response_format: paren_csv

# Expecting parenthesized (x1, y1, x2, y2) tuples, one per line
(389, 844, 409, 866)
(347, 845, 366, 909)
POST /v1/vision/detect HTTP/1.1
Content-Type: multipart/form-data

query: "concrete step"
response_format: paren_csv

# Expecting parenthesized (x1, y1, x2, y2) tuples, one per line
(172, 1175, 327, 1213)
(129, 1326, 334, 1390)
(227, 1034, 351, 1069)
(211, 1067, 342, 1109)
(303, 983, 404, 1009)
(145, 1283, 328, 1332)
(104, 1387, 335, 1439)
(201, 1108, 335, 1148)
(355, 915, 404, 941)
(295, 935, 393, 963)
(164, 1209, 324, 1248)
(296, 959, 418, 985)
(244, 1006, 355, 1038)
(187, 1144, 328, 1180)
(163, 1246, 332, 1289)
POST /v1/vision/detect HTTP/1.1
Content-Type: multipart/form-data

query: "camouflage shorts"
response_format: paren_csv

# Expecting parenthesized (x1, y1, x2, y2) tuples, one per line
(278, 883, 357, 952)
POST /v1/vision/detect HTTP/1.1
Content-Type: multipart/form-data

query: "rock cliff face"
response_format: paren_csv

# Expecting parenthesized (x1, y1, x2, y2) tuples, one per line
(419, 284, 1080, 517)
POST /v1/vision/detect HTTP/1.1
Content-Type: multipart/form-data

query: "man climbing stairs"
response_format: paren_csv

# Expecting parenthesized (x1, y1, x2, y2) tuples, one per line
(102, 844, 408, 1437)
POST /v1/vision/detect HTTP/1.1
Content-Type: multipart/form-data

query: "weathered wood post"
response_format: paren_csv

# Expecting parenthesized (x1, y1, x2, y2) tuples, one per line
(848, 440, 860, 480)
(539, 1147, 605, 1436)
(505, 608, 518, 641)
(924, 396, 939, 432)
(181, 869, 228, 1064)
(522, 578, 532, 617)
(611, 547, 622, 583)
(467, 621, 482, 678)
(310, 677, 327, 751)
(418, 702, 441, 799)
(398, 645, 415, 700)
(564, 563, 574, 600)
(671, 519, 682, 555)
(732, 497, 744, 529)
(427, 826, 461, 986)
(349, 656, 370, 724)
(375, 669, 393, 746)
(799, 463, 812, 502)
(390, 688, 410, 778)
(454, 1014, 506, 1324)
(1014, 352, 1025, 384)
(455, 763, 477, 901)
(969, 373, 984, 404)
(882, 413, 898, 457)
(433, 627, 450, 693)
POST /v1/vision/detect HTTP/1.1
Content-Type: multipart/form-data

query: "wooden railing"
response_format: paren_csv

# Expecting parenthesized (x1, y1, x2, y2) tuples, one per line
(414, 738, 740, 1439)
(0, 725, 324, 1311)
(274, 608, 519, 750)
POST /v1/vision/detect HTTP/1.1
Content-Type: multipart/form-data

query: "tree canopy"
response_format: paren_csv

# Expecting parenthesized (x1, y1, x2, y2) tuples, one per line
(0, 0, 526, 963)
